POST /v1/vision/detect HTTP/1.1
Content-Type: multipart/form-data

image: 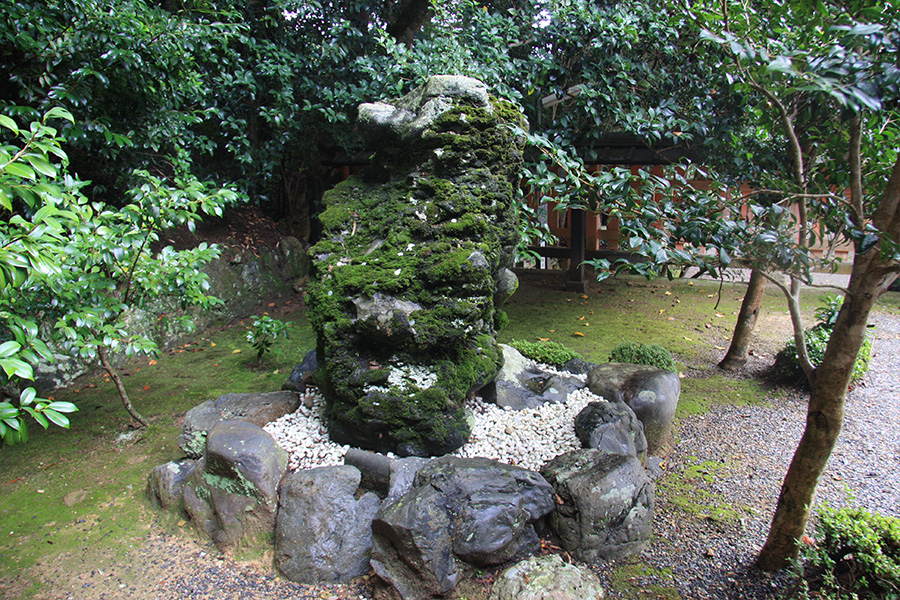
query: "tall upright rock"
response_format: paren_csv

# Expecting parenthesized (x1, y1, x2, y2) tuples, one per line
(307, 76, 526, 456)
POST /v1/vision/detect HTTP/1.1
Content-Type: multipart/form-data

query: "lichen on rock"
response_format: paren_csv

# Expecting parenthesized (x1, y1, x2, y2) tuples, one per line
(307, 75, 526, 457)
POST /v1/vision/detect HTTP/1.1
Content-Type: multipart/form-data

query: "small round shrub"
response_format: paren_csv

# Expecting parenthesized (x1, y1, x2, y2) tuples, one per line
(774, 324, 872, 387)
(609, 341, 677, 372)
(802, 503, 900, 599)
(509, 339, 582, 367)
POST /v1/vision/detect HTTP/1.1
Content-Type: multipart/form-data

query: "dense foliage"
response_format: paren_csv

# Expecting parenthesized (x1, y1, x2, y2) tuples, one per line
(802, 504, 900, 599)
(0, 106, 235, 438)
(775, 296, 873, 387)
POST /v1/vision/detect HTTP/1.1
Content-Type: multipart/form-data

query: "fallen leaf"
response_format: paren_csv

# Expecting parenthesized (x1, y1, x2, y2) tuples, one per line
(232, 349, 242, 354)
(659, 309, 666, 314)
(573, 331, 585, 337)
(578, 316, 585, 320)
(268, 302, 276, 307)
(580, 294, 588, 299)
(538, 338, 550, 342)
(678, 372, 686, 378)
(584, 322, 590, 326)
(665, 291, 672, 296)
(566, 298, 573, 302)
(707, 294, 715, 298)
(148, 359, 157, 366)
(715, 313, 724, 317)
(689, 282, 694, 286)
(684, 336, 693, 341)
(715, 346, 726, 350)
(37, 489, 45, 494)
(589, 310, 594, 315)
(143, 385, 151, 391)
(549, 329, 557, 333)
(210, 342, 216, 347)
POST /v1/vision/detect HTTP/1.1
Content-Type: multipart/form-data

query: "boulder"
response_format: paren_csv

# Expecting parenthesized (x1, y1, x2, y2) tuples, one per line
(178, 390, 300, 458)
(146, 459, 197, 513)
(282, 349, 318, 392)
(587, 363, 680, 454)
(307, 75, 527, 457)
(574, 401, 648, 466)
(182, 420, 288, 551)
(275, 466, 381, 583)
(489, 554, 606, 600)
(541, 450, 654, 561)
(487, 345, 587, 410)
(371, 456, 555, 600)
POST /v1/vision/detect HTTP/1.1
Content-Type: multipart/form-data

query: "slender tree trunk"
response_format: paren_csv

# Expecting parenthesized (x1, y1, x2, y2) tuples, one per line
(757, 153, 900, 570)
(97, 345, 149, 427)
(719, 268, 767, 370)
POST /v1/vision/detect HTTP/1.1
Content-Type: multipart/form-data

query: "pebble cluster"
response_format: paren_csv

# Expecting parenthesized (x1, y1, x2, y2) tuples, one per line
(264, 369, 602, 473)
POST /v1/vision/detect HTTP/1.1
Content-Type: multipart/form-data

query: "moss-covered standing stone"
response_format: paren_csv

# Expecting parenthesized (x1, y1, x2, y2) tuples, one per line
(307, 75, 526, 456)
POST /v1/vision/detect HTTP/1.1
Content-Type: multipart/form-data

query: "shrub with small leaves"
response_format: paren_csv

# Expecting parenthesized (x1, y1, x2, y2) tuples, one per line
(802, 504, 900, 599)
(609, 341, 677, 372)
(509, 339, 582, 367)
(246, 315, 290, 362)
(775, 295, 872, 387)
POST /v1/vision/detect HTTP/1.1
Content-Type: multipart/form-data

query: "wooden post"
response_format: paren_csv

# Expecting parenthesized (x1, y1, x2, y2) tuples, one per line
(567, 208, 586, 292)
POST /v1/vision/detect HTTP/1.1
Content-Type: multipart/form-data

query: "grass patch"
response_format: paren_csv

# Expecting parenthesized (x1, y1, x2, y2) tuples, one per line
(607, 562, 682, 599)
(678, 375, 772, 418)
(657, 459, 745, 523)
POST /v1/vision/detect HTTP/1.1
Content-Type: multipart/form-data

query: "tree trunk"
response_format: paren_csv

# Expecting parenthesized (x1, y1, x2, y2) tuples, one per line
(718, 268, 767, 370)
(757, 153, 900, 570)
(97, 346, 149, 427)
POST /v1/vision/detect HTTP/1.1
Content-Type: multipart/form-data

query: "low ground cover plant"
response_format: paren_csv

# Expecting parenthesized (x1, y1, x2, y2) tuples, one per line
(801, 504, 900, 599)
(509, 339, 582, 367)
(609, 341, 677, 372)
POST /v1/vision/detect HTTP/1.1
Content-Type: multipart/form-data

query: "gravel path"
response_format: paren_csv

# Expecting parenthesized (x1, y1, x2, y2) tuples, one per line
(593, 310, 900, 599)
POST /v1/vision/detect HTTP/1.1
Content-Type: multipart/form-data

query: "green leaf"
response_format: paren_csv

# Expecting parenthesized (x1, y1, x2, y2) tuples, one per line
(0, 341, 21, 358)
(19, 387, 36, 406)
(46, 401, 78, 413)
(3, 162, 36, 180)
(0, 114, 18, 134)
(43, 409, 70, 428)
(25, 155, 57, 178)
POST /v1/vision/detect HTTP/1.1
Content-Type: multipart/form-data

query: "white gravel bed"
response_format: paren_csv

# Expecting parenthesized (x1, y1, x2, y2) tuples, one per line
(264, 369, 599, 472)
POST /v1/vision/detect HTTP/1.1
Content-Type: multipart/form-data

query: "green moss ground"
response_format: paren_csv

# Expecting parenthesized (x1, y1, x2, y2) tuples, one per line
(1, 275, 897, 598)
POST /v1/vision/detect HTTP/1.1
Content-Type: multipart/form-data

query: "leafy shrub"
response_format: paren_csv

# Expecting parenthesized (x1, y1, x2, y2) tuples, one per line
(246, 315, 290, 362)
(775, 295, 872, 387)
(509, 339, 582, 367)
(802, 504, 900, 599)
(609, 341, 677, 372)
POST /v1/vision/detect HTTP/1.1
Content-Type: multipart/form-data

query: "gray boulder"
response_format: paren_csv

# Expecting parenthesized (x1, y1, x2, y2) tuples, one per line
(488, 345, 586, 410)
(275, 466, 381, 583)
(182, 420, 288, 552)
(541, 450, 654, 561)
(371, 456, 555, 600)
(146, 459, 197, 513)
(574, 401, 648, 466)
(489, 554, 605, 600)
(587, 363, 680, 454)
(179, 390, 300, 457)
(282, 349, 318, 392)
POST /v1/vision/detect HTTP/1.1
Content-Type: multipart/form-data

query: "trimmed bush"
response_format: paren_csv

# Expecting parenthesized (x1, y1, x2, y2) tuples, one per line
(509, 339, 582, 367)
(609, 342, 677, 372)
(802, 504, 900, 599)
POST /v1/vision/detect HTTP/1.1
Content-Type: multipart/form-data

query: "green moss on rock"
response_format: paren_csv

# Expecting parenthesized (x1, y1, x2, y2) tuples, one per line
(307, 76, 525, 456)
